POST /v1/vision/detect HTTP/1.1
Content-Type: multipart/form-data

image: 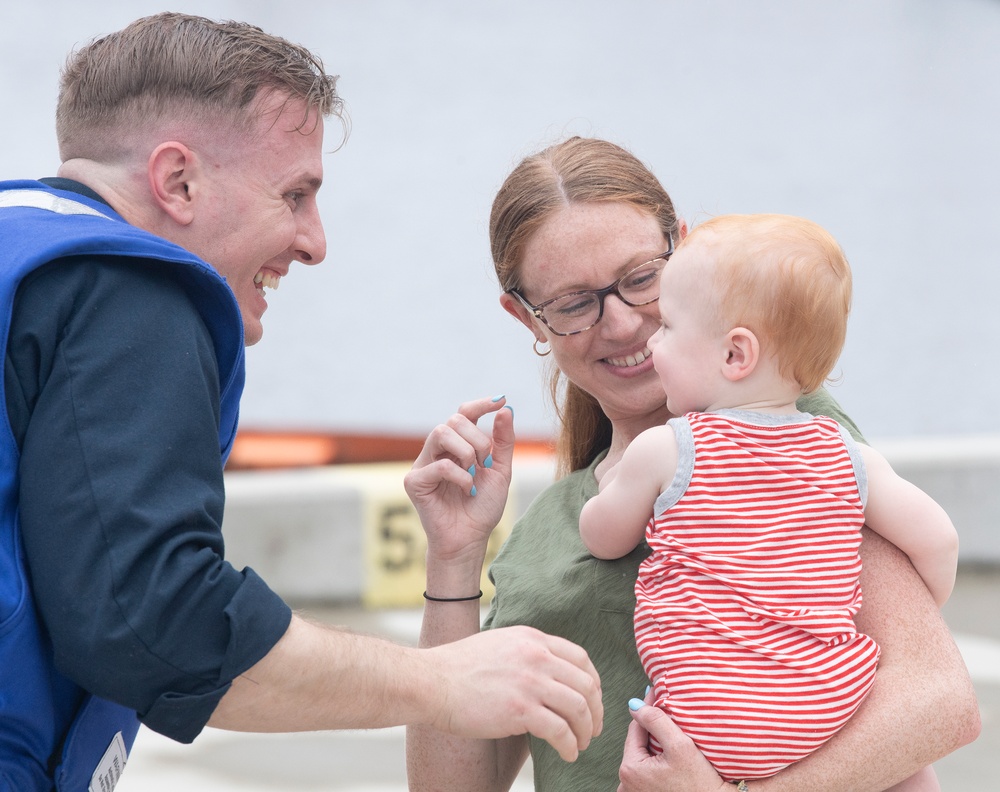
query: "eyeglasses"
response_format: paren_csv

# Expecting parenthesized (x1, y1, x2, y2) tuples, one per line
(508, 237, 674, 336)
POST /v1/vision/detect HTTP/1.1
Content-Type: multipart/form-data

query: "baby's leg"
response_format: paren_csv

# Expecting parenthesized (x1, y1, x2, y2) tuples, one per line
(883, 765, 940, 792)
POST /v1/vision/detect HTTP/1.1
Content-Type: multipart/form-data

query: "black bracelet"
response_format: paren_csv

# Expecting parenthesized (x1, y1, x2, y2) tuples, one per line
(422, 590, 483, 602)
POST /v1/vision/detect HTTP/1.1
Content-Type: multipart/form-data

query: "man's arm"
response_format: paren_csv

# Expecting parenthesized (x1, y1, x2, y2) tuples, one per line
(13, 261, 604, 756)
(13, 260, 290, 741)
(210, 612, 602, 758)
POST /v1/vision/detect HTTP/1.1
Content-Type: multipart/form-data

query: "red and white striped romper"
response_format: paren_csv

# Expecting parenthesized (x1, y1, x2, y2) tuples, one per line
(635, 410, 880, 781)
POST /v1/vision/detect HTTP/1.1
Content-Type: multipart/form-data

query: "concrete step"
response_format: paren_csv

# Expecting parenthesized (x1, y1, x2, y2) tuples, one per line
(221, 436, 1000, 605)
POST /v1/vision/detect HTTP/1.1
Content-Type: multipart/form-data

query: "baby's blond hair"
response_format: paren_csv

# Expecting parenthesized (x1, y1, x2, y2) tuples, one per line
(681, 214, 852, 393)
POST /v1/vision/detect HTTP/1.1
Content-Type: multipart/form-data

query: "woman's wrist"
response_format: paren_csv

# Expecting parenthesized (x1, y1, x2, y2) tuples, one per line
(423, 589, 483, 603)
(424, 546, 489, 600)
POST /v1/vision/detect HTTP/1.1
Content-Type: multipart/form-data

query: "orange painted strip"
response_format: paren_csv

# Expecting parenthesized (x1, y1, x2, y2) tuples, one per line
(225, 430, 554, 470)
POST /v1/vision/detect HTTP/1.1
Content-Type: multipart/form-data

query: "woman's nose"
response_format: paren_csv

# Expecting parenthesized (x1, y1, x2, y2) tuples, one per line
(599, 293, 646, 338)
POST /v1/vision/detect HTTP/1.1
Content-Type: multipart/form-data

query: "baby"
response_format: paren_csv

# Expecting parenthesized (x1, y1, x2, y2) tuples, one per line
(579, 214, 957, 784)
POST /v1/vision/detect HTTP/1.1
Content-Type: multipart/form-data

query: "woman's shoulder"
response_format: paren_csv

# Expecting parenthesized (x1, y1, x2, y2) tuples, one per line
(528, 452, 604, 512)
(797, 388, 866, 442)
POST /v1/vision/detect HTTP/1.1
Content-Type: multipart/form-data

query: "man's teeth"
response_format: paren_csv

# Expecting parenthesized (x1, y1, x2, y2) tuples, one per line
(606, 347, 651, 368)
(254, 272, 281, 290)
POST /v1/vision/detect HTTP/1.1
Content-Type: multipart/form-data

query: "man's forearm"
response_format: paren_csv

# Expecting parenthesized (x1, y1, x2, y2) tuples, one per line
(209, 614, 436, 733)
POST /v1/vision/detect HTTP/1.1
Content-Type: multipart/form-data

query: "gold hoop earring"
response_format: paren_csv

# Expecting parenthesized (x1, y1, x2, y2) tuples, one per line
(533, 338, 551, 357)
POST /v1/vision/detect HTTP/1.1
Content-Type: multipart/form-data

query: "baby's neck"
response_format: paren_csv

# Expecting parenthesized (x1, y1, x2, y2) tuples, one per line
(702, 396, 801, 415)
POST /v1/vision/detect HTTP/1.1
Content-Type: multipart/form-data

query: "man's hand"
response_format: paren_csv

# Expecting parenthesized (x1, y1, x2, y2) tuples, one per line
(424, 625, 603, 762)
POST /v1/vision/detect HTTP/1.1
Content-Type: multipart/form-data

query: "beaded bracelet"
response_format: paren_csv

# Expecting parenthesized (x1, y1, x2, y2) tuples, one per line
(422, 590, 483, 602)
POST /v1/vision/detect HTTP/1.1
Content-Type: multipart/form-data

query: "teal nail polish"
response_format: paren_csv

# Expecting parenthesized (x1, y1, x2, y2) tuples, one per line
(468, 464, 477, 476)
(470, 485, 477, 497)
(504, 405, 514, 415)
(628, 698, 646, 711)
(645, 685, 651, 697)
(491, 394, 505, 402)
(484, 454, 493, 469)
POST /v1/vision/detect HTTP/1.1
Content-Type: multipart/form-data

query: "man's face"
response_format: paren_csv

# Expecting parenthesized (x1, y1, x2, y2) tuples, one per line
(192, 94, 327, 345)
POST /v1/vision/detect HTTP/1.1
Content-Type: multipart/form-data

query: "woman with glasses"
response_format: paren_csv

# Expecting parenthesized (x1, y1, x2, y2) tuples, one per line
(404, 137, 980, 791)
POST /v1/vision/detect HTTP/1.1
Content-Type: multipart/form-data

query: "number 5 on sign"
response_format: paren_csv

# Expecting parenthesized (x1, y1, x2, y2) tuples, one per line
(346, 463, 514, 608)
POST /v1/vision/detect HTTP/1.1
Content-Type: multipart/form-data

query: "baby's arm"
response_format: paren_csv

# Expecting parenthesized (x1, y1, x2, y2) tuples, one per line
(859, 443, 959, 606)
(580, 425, 677, 560)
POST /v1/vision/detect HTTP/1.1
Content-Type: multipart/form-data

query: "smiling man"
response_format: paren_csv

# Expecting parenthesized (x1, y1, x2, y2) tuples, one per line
(0, 13, 602, 791)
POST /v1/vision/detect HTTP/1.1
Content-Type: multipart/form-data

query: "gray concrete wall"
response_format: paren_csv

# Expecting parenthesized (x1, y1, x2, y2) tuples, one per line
(875, 435, 1000, 566)
(222, 438, 1000, 605)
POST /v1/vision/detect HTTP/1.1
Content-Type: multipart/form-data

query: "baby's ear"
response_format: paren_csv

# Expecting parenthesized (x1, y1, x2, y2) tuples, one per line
(722, 327, 759, 382)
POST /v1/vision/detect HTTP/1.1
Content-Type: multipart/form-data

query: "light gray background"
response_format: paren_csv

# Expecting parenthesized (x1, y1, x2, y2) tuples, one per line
(3, 1, 996, 440)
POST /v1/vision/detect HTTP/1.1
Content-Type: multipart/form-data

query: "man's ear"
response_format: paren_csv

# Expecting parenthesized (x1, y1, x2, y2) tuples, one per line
(148, 142, 197, 225)
(499, 292, 547, 344)
(722, 327, 759, 382)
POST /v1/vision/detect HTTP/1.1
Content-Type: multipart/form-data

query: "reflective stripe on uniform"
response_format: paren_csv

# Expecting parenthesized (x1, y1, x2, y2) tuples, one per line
(0, 189, 111, 218)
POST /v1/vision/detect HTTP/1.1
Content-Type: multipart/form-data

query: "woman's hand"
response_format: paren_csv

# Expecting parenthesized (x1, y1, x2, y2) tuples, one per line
(617, 697, 727, 792)
(404, 396, 515, 565)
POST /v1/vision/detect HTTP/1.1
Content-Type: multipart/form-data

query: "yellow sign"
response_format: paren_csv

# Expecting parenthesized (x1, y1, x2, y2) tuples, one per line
(335, 464, 516, 608)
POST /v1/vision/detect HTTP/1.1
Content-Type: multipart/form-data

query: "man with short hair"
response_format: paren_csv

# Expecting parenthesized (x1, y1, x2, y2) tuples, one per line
(0, 13, 602, 790)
